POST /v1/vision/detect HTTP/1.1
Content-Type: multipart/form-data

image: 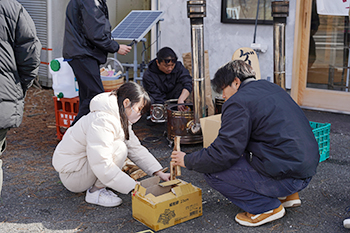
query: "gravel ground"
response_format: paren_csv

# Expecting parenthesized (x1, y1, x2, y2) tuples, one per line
(0, 87, 350, 233)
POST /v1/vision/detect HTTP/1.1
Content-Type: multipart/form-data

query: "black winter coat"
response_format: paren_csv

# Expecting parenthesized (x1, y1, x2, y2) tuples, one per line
(184, 80, 320, 180)
(142, 59, 193, 104)
(63, 0, 119, 64)
(0, 0, 41, 129)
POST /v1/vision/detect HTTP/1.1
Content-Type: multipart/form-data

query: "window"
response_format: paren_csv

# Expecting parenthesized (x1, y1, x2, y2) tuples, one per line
(221, 0, 273, 24)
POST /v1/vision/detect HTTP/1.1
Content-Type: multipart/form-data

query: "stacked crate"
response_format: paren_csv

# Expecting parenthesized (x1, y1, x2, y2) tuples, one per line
(53, 96, 79, 140)
(310, 121, 331, 162)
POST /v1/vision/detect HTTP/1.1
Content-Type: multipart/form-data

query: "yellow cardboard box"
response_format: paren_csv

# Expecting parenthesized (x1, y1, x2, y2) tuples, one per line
(200, 114, 222, 148)
(132, 176, 202, 231)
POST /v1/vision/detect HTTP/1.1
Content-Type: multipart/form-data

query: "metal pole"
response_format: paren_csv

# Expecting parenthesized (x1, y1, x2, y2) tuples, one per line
(151, 0, 159, 59)
(253, 0, 260, 44)
(47, 0, 53, 83)
(133, 41, 138, 83)
(187, 0, 206, 135)
(272, 1, 289, 90)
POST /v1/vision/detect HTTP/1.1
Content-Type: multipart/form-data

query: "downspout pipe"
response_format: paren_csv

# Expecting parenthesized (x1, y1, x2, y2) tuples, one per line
(187, 0, 206, 135)
(272, 1, 289, 90)
(151, 0, 160, 59)
(47, 0, 53, 85)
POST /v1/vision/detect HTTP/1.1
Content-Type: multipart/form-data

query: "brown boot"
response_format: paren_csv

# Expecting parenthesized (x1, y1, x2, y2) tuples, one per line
(278, 192, 301, 208)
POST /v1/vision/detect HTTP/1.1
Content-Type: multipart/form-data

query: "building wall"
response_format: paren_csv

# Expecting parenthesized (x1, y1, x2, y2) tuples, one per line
(158, 0, 296, 89)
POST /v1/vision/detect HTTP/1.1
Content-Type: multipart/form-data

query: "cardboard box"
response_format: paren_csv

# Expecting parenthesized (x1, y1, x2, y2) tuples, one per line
(132, 176, 202, 231)
(200, 114, 222, 148)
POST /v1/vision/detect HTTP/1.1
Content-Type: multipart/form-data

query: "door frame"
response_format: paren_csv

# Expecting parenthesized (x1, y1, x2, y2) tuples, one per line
(291, 0, 350, 114)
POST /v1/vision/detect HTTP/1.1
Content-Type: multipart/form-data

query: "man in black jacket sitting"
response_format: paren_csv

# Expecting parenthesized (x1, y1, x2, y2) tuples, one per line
(142, 47, 192, 111)
(171, 60, 320, 227)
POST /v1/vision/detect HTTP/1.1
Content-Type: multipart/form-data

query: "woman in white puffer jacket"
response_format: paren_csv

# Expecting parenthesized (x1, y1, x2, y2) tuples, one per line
(52, 82, 170, 207)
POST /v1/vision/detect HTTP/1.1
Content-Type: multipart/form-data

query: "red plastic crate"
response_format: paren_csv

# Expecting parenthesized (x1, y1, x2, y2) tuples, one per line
(53, 96, 79, 140)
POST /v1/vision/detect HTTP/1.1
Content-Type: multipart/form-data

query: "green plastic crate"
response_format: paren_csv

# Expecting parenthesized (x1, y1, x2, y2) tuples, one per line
(309, 121, 331, 162)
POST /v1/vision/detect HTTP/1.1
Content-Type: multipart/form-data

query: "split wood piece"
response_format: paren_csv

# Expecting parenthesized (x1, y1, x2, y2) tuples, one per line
(162, 167, 169, 173)
(129, 169, 147, 180)
(170, 136, 182, 180)
(122, 158, 147, 180)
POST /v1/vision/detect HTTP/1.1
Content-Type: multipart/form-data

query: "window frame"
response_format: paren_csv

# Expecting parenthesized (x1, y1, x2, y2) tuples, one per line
(221, 0, 273, 25)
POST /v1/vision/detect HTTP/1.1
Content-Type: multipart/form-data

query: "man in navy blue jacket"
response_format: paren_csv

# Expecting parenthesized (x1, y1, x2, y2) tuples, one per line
(143, 47, 192, 110)
(171, 60, 320, 227)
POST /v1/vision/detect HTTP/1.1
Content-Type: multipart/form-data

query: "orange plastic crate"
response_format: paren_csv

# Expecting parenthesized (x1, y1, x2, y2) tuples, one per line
(53, 96, 79, 140)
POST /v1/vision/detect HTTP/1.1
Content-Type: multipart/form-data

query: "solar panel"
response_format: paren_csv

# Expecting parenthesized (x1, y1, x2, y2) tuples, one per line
(111, 10, 164, 42)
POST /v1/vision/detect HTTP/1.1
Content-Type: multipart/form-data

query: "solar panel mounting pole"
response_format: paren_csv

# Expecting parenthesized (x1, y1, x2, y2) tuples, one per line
(111, 11, 164, 84)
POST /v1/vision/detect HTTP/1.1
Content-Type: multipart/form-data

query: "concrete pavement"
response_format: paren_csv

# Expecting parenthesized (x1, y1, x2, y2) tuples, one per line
(0, 108, 349, 232)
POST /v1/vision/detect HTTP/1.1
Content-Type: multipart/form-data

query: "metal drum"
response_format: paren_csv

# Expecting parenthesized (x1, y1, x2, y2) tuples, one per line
(167, 103, 203, 144)
(215, 96, 225, 114)
(150, 99, 178, 123)
(150, 104, 166, 123)
(164, 99, 178, 111)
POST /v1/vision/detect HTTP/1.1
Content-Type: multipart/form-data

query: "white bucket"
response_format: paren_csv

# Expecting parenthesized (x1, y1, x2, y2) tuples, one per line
(50, 57, 79, 98)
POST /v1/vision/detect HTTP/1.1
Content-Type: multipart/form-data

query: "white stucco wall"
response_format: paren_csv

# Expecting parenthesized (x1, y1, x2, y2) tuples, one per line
(157, 0, 296, 89)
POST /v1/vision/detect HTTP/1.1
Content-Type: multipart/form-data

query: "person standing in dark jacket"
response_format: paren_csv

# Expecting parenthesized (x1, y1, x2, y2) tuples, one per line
(142, 47, 192, 111)
(171, 60, 320, 227)
(63, 0, 131, 125)
(0, 0, 42, 195)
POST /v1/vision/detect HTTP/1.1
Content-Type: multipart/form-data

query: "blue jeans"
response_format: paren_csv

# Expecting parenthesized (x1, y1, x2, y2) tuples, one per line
(204, 156, 311, 214)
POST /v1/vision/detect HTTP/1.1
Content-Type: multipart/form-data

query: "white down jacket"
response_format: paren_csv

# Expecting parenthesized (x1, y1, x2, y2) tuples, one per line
(52, 92, 163, 194)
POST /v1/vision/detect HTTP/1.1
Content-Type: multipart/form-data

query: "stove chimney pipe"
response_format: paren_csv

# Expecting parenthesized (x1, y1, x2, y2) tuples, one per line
(272, 1, 289, 90)
(187, 0, 206, 135)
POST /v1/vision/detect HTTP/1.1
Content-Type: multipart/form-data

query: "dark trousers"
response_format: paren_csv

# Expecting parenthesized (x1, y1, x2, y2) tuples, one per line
(68, 57, 104, 125)
(204, 156, 311, 214)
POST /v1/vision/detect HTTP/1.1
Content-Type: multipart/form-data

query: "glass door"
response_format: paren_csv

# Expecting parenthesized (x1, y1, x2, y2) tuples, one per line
(292, 0, 350, 114)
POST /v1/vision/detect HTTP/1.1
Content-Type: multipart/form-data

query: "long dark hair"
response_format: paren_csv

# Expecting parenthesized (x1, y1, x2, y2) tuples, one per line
(110, 82, 151, 140)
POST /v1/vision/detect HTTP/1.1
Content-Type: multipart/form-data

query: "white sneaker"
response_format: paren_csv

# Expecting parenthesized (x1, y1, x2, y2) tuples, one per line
(344, 217, 350, 228)
(85, 187, 122, 207)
